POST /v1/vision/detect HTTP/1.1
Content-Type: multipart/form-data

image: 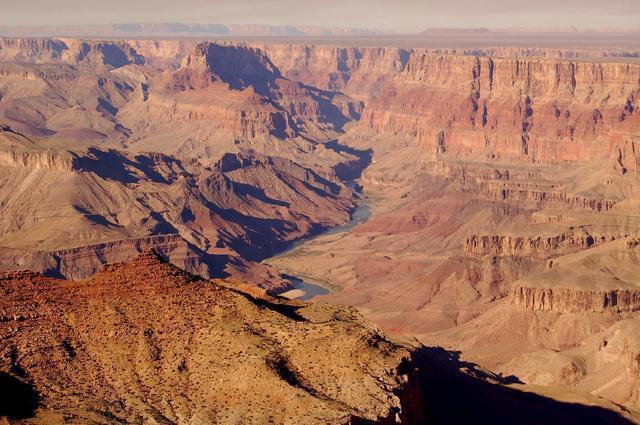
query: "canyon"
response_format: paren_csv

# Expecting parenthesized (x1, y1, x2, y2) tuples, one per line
(2, 251, 634, 424)
(0, 35, 639, 423)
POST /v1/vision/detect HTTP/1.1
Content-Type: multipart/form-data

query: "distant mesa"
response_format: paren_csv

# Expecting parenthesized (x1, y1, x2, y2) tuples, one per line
(0, 22, 391, 38)
(420, 26, 640, 34)
(419, 27, 492, 35)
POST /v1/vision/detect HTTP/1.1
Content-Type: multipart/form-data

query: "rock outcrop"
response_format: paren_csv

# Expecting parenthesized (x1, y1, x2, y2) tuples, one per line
(0, 251, 415, 424)
(0, 148, 78, 171)
(510, 239, 640, 313)
(511, 286, 640, 313)
(464, 230, 636, 258)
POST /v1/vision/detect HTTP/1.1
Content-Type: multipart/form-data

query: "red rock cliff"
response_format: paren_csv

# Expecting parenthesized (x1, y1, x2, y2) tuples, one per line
(258, 45, 640, 171)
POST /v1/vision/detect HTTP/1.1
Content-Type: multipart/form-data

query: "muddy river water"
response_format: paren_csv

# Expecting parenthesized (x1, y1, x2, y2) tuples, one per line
(266, 182, 371, 301)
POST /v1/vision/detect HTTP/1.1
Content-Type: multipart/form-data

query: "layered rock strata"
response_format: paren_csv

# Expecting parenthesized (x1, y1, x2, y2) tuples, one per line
(510, 239, 640, 313)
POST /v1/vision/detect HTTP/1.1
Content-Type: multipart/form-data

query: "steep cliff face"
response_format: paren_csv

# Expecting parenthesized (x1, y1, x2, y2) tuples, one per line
(511, 286, 640, 313)
(429, 163, 621, 212)
(464, 230, 637, 258)
(509, 239, 640, 313)
(258, 44, 640, 171)
(258, 45, 410, 96)
(125, 38, 195, 68)
(384, 54, 639, 166)
(457, 181, 619, 211)
(0, 148, 78, 171)
(0, 37, 68, 62)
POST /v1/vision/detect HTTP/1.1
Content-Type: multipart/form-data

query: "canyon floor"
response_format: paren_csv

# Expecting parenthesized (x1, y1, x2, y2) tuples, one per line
(0, 34, 639, 423)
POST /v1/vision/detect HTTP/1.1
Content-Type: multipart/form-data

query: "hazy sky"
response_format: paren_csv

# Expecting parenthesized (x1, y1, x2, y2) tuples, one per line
(2, 0, 640, 32)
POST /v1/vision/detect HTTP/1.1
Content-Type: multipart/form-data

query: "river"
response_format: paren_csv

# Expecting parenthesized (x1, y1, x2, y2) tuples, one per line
(266, 138, 373, 301)
(267, 182, 371, 301)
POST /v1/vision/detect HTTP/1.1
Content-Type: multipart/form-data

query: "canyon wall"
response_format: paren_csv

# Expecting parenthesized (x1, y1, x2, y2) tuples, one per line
(0, 148, 78, 171)
(465, 232, 610, 258)
(2, 37, 639, 171)
(258, 44, 640, 171)
(509, 239, 640, 313)
(511, 286, 640, 313)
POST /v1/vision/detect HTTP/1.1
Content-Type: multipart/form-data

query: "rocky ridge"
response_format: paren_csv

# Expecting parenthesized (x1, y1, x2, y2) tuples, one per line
(0, 135, 355, 286)
(509, 238, 640, 313)
(0, 251, 413, 424)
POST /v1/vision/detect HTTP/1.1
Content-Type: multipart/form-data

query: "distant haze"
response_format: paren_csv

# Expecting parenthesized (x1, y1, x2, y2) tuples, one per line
(1, 0, 639, 33)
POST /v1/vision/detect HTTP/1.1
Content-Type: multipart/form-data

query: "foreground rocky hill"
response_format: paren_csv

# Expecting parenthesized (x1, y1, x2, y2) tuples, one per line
(0, 251, 636, 424)
(0, 251, 411, 424)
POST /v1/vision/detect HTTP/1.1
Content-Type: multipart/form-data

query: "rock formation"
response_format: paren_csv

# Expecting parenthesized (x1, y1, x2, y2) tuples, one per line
(257, 44, 640, 172)
(1, 36, 640, 417)
(0, 251, 413, 423)
(1, 252, 635, 424)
